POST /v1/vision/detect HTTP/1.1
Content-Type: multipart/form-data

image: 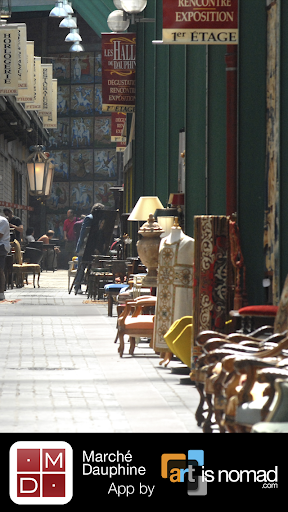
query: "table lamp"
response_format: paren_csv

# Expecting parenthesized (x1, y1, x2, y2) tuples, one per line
(128, 196, 164, 286)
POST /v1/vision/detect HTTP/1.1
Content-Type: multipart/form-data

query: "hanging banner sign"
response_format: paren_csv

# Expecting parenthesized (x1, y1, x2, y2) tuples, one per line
(42, 79, 58, 129)
(25, 56, 43, 111)
(17, 24, 27, 89)
(0, 201, 33, 211)
(38, 63, 53, 117)
(0, 25, 19, 95)
(111, 112, 126, 142)
(102, 32, 136, 113)
(17, 41, 34, 103)
(116, 141, 126, 152)
(162, 0, 238, 45)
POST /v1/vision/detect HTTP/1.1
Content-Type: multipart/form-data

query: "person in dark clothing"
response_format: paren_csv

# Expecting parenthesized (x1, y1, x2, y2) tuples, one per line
(73, 203, 105, 294)
(3, 208, 23, 242)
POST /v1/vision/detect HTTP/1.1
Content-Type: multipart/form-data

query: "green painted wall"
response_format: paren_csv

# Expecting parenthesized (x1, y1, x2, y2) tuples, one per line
(238, 0, 267, 304)
(133, 0, 268, 304)
(134, 1, 227, 238)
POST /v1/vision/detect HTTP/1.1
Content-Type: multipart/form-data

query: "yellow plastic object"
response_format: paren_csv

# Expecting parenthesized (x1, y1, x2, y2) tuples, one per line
(164, 316, 193, 367)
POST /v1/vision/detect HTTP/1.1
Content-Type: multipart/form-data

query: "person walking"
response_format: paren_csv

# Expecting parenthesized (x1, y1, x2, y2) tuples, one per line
(63, 209, 76, 265)
(0, 214, 10, 300)
(73, 203, 104, 294)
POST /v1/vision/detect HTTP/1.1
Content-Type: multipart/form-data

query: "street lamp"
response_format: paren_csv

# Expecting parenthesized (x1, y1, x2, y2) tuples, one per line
(26, 146, 53, 197)
(108, 0, 154, 30)
(107, 10, 130, 32)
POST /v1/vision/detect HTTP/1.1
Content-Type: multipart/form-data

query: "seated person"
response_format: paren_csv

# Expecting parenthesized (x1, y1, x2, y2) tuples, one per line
(26, 227, 35, 244)
(38, 230, 54, 245)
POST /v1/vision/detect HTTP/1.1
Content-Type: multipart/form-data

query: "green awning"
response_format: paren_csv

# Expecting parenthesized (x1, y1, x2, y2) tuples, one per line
(12, 0, 115, 36)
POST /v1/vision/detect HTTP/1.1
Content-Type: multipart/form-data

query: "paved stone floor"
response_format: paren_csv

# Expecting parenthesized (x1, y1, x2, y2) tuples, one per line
(0, 270, 202, 433)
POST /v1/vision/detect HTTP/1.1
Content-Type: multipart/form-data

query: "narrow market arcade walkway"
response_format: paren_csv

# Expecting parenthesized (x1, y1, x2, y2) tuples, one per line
(0, 270, 201, 433)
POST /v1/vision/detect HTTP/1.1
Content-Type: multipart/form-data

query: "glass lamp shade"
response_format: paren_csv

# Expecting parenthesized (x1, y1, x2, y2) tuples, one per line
(42, 159, 55, 198)
(120, 0, 147, 14)
(128, 196, 164, 221)
(69, 41, 84, 52)
(65, 28, 82, 42)
(27, 161, 46, 195)
(59, 14, 77, 28)
(49, 1, 68, 17)
(107, 10, 130, 32)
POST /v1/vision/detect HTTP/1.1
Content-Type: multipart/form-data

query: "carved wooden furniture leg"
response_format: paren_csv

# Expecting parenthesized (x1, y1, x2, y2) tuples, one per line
(118, 332, 125, 357)
(129, 336, 136, 355)
(194, 382, 206, 427)
(202, 393, 214, 433)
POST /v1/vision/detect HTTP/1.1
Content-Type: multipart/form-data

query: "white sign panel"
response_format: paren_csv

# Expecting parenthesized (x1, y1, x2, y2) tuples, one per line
(17, 41, 34, 103)
(42, 79, 57, 129)
(0, 25, 19, 95)
(18, 24, 27, 89)
(25, 56, 43, 111)
(38, 63, 53, 117)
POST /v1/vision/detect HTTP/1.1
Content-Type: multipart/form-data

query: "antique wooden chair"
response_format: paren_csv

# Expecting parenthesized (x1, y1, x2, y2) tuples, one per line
(12, 240, 41, 288)
(251, 379, 288, 432)
(191, 273, 288, 431)
(200, 334, 288, 433)
(116, 295, 157, 357)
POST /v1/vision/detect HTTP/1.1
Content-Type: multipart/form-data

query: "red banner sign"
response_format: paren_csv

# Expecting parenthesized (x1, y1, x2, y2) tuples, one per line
(0, 201, 33, 211)
(162, 0, 238, 45)
(111, 112, 126, 142)
(102, 33, 136, 113)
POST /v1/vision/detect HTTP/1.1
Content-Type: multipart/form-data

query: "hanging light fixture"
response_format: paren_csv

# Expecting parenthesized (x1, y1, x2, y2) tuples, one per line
(69, 41, 84, 52)
(26, 146, 50, 197)
(49, 1, 68, 18)
(59, 14, 77, 28)
(65, 27, 82, 42)
(62, 0, 74, 14)
(0, 0, 11, 19)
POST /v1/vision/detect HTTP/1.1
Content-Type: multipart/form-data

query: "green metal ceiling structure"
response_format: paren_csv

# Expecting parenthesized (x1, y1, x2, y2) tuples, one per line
(12, 0, 115, 36)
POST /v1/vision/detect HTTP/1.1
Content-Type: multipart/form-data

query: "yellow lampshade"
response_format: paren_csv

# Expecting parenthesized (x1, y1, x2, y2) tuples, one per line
(128, 196, 164, 221)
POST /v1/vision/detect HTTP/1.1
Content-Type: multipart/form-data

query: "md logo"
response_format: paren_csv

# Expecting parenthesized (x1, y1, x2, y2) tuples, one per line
(161, 450, 207, 496)
(9, 441, 73, 505)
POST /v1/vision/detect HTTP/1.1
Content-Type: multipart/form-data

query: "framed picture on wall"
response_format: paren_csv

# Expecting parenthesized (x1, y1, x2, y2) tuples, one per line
(70, 181, 93, 212)
(94, 149, 117, 180)
(70, 84, 94, 117)
(71, 53, 94, 84)
(70, 149, 93, 180)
